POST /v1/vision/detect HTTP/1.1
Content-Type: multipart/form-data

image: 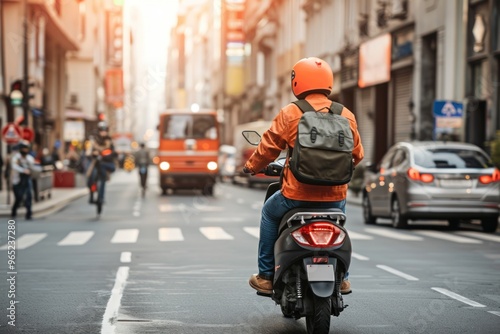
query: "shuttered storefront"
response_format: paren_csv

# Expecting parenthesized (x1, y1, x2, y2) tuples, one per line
(393, 67, 413, 144)
(357, 87, 375, 163)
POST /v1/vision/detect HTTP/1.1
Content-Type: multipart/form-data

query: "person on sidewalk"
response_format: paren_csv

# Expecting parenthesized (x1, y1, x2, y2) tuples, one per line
(10, 141, 41, 220)
(243, 57, 364, 295)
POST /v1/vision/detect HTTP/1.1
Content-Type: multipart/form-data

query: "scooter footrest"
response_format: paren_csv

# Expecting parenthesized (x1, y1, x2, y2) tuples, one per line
(256, 291, 272, 298)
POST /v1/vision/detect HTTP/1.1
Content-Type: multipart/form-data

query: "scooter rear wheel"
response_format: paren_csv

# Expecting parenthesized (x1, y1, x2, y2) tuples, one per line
(306, 295, 331, 334)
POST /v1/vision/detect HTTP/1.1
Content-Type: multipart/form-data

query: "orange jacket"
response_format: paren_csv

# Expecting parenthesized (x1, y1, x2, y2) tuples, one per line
(244, 94, 364, 201)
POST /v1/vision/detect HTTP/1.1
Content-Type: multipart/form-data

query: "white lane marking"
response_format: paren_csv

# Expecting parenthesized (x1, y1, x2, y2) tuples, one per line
(101, 266, 130, 334)
(159, 204, 187, 212)
(431, 287, 486, 307)
(364, 228, 423, 241)
(237, 198, 245, 204)
(347, 231, 374, 240)
(200, 227, 234, 240)
(133, 211, 140, 217)
(120, 252, 131, 263)
(244, 227, 260, 238)
(0, 233, 47, 250)
(201, 217, 244, 223)
(457, 231, 500, 243)
(488, 311, 500, 317)
(351, 252, 370, 261)
(159, 228, 184, 241)
(414, 230, 482, 244)
(57, 231, 95, 246)
(111, 229, 139, 244)
(376, 265, 419, 281)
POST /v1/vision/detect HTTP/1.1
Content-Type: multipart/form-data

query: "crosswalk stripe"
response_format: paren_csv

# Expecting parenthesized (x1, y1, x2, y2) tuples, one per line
(159, 228, 184, 241)
(364, 228, 423, 241)
(244, 227, 260, 238)
(0, 233, 47, 250)
(456, 231, 500, 243)
(414, 230, 482, 244)
(57, 231, 95, 246)
(347, 231, 374, 240)
(111, 229, 139, 243)
(199, 227, 234, 240)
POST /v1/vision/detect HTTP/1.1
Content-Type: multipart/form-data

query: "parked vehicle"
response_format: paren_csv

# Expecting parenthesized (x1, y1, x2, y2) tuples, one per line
(218, 145, 236, 181)
(362, 141, 500, 232)
(232, 120, 279, 187)
(243, 130, 351, 334)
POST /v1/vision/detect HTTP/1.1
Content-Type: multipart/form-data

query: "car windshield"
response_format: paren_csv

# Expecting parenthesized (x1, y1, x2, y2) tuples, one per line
(162, 114, 217, 139)
(413, 148, 494, 169)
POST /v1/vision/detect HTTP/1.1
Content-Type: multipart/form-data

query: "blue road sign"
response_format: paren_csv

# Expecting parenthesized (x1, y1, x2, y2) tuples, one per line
(433, 100, 463, 118)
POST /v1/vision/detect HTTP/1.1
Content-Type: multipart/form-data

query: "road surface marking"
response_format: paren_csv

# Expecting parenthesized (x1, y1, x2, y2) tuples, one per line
(244, 227, 260, 238)
(364, 228, 423, 241)
(347, 231, 374, 240)
(376, 265, 419, 281)
(159, 228, 184, 241)
(456, 231, 500, 243)
(431, 287, 486, 307)
(237, 198, 245, 204)
(120, 252, 131, 263)
(201, 217, 244, 223)
(351, 252, 370, 261)
(414, 231, 482, 244)
(200, 227, 234, 240)
(111, 229, 139, 244)
(488, 311, 500, 317)
(57, 231, 95, 246)
(0, 233, 47, 250)
(159, 204, 187, 212)
(101, 266, 129, 334)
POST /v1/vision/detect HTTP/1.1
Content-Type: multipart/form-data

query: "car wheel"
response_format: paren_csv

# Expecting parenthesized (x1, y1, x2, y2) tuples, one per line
(362, 195, 376, 225)
(481, 217, 499, 233)
(391, 197, 408, 229)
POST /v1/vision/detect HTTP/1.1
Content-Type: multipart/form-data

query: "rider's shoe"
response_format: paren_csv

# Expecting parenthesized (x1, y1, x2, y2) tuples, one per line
(340, 279, 352, 294)
(249, 274, 273, 294)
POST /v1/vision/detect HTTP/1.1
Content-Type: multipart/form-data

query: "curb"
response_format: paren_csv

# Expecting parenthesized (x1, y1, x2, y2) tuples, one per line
(0, 188, 88, 219)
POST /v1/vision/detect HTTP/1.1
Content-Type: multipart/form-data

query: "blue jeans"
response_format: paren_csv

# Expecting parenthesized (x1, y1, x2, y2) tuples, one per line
(88, 161, 115, 202)
(12, 176, 33, 219)
(258, 190, 347, 280)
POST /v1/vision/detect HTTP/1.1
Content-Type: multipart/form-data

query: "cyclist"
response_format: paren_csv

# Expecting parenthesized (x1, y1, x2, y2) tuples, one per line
(134, 143, 150, 195)
(86, 122, 116, 204)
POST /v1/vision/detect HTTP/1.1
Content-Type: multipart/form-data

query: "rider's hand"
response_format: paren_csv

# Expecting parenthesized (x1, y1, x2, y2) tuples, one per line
(243, 166, 254, 175)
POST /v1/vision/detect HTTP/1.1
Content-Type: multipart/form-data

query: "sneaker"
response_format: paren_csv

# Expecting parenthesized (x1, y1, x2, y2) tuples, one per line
(249, 274, 273, 295)
(340, 279, 352, 294)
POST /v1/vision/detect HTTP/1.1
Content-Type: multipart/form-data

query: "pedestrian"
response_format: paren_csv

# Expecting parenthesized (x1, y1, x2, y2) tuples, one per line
(243, 57, 364, 295)
(10, 140, 41, 220)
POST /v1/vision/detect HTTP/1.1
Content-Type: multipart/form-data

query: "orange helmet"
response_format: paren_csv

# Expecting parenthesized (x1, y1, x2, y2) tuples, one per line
(291, 57, 333, 99)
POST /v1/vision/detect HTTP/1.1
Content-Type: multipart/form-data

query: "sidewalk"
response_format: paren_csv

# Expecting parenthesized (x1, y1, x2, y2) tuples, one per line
(0, 186, 88, 219)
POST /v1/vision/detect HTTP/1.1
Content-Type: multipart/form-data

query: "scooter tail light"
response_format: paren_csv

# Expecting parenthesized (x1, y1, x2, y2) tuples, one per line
(291, 222, 345, 248)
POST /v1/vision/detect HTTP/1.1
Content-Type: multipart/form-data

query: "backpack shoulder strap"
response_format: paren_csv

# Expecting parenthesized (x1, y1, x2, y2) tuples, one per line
(292, 99, 316, 113)
(329, 101, 344, 115)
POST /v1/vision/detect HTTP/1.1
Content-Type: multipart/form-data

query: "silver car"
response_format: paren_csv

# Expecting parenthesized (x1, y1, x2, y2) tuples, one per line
(362, 141, 500, 233)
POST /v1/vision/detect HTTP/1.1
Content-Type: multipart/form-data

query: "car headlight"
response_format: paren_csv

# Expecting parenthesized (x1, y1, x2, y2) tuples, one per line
(159, 162, 170, 171)
(207, 161, 218, 171)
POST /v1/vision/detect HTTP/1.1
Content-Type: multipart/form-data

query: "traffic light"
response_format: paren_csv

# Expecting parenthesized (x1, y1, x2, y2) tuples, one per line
(98, 113, 106, 121)
(9, 80, 23, 106)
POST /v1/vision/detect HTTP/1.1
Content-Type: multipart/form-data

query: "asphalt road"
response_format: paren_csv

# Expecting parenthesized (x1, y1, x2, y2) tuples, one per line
(0, 169, 499, 334)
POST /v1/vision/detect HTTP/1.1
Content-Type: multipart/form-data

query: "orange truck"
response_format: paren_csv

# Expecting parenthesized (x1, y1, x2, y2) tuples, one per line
(157, 109, 219, 195)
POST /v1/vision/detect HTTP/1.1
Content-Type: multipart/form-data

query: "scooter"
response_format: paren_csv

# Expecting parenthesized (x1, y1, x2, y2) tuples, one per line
(243, 131, 352, 334)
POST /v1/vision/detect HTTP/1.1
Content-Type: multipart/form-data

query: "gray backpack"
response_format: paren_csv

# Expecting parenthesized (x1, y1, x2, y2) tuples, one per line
(288, 100, 354, 186)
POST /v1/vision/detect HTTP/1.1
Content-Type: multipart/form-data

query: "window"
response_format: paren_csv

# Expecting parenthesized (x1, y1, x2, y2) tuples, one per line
(413, 148, 493, 169)
(391, 149, 407, 167)
(163, 114, 217, 140)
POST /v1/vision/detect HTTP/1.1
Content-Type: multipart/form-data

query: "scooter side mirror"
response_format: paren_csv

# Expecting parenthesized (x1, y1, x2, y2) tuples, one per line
(242, 131, 261, 146)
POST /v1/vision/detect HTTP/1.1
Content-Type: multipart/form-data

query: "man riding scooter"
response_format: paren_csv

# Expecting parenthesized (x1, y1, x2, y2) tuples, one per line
(243, 57, 364, 295)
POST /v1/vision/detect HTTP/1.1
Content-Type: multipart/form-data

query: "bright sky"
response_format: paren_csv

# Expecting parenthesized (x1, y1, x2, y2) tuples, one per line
(125, 0, 179, 141)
